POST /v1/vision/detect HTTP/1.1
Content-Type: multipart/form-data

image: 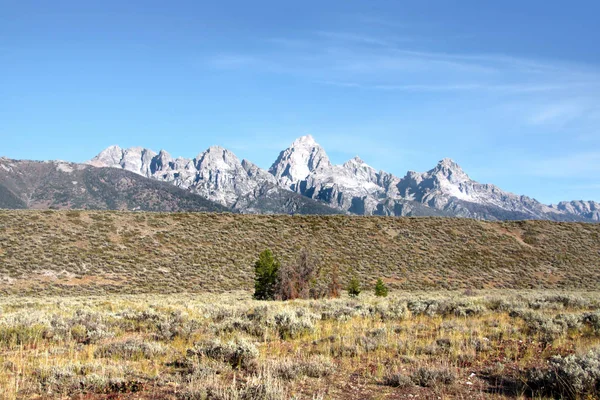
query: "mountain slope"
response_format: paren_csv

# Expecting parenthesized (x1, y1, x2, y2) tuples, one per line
(0, 182, 27, 209)
(1, 210, 599, 295)
(394, 159, 578, 221)
(550, 200, 600, 221)
(269, 136, 594, 221)
(86, 136, 598, 221)
(270, 136, 386, 215)
(0, 158, 229, 212)
(89, 144, 342, 215)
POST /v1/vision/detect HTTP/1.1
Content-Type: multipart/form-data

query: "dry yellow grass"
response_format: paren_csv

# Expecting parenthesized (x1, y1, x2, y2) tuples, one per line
(0, 290, 599, 399)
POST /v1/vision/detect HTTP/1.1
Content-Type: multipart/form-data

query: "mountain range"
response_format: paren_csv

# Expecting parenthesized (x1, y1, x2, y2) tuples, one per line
(1, 135, 598, 221)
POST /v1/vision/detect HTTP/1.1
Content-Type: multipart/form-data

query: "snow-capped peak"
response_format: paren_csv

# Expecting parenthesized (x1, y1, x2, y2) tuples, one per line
(88, 146, 158, 176)
(342, 156, 378, 182)
(196, 146, 240, 171)
(344, 155, 366, 166)
(88, 145, 124, 168)
(269, 135, 331, 189)
(157, 149, 171, 158)
(430, 158, 470, 184)
(84, 139, 598, 221)
(292, 134, 317, 146)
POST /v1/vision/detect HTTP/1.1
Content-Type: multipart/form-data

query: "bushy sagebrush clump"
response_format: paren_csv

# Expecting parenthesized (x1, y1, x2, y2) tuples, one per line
(525, 347, 600, 399)
(411, 367, 456, 387)
(154, 311, 199, 341)
(116, 308, 198, 341)
(318, 301, 366, 321)
(370, 301, 407, 321)
(554, 313, 584, 330)
(408, 298, 486, 317)
(66, 310, 114, 344)
(410, 298, 487, 317)
(486, 297, 524, 312)
(541, 295, 591, 309)
(442, 300, 487, 317)
(213, 316, 267, 338)
(382, 372, 414, 388)
(273, 308, 318, 339)
(518, 311, 569, 343)
(584, 311, 600, 333)
(0, 311, 51, 347)
(273, 356, 335, 379)
(407, 299, 439, 317)
(188, 338, 259, 370)
(177, 370, 287, 400)
(95, 337, 167, 360)
(35, 363, 136, 395)
(236, 372, 287, 400)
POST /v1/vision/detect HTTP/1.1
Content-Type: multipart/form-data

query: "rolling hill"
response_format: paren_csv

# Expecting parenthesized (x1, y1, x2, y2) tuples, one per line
(1, 210, 598, 296)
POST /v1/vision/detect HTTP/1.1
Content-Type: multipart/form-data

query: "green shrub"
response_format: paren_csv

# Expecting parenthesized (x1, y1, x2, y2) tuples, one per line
(253, 249, 281, 300)
(374, 278, 389, 297)
(0, 324, 48, 347)
(347, 276, 361, 298)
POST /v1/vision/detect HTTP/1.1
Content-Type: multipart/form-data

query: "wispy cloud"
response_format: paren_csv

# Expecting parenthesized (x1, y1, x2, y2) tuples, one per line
(203, 28, 600, 135)
(203, 30, 600, 95)
(528, 102, 588, 127)
(314, 31, 414, 46)
(319, 80, 578, 93)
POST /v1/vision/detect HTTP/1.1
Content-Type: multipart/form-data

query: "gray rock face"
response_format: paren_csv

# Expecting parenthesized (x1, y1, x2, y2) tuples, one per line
(394, 159, 564, 220)
(90, 145, 276, 208)
(268, 135, 331, 190)
(0, 158, 229, 212)
(269, 136, 389, 214)
(88, 143, 337, 214)
(550, 200, 600, 221)
(87, 137, 598, 221)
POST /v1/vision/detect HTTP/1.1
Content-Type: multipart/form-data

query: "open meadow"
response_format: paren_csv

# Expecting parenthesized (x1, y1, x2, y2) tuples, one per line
(1, 211, 600, 398)
(1, 290, 600, 399)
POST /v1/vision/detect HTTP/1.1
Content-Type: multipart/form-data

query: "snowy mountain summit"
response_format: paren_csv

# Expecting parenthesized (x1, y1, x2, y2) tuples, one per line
(88, 136, 598, 221)
(269, 135, 331, 189)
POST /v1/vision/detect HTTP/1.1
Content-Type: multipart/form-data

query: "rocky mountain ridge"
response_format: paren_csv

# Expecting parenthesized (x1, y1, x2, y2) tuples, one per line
(0, 157, 230, 212)
(86, 135, 598, 221)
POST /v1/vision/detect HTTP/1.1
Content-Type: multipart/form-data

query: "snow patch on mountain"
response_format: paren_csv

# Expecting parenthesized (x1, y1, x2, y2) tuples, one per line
(87, 136, 598, 221)
(269, 135, 331, 189)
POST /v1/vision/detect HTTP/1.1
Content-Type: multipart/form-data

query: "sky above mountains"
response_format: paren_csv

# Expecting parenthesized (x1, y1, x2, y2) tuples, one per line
(2, 0, 599, 204)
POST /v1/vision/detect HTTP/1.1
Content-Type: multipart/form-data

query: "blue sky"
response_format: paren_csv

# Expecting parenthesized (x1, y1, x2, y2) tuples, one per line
(2, 0, 599, 203)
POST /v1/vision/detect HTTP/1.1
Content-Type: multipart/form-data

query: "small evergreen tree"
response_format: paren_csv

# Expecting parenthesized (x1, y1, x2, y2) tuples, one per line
(253, 249, 280, 300)
(374, 278, 389, 297)
(347, 276, 361, 298)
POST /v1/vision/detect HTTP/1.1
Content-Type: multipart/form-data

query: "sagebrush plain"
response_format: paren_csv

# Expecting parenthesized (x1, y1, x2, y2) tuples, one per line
(1, 210, 600, 295)
(1, 211, 600, 399)
(2, 291, 600, 399)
